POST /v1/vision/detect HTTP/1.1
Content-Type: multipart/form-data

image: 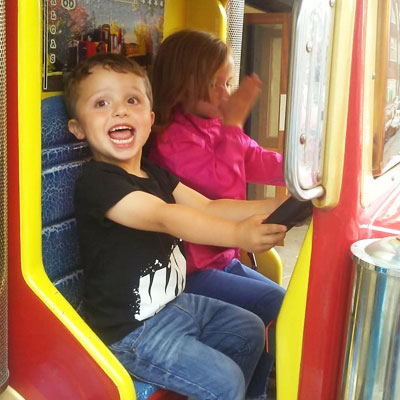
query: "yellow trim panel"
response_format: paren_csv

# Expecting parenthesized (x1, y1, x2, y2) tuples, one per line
(314, 0, 357, 209)
(163, 0, 227, 41)
(0, 387, 25, 400)
(17, 1, 134, 398)
(276, 221, 313, 400)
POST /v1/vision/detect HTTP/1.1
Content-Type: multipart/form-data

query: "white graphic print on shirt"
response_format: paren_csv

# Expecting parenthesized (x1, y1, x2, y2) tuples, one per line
(135, 243, 186, 321)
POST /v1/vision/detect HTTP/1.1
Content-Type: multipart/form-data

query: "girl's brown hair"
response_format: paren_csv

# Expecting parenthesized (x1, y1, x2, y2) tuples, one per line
(151, 29, 229, 129)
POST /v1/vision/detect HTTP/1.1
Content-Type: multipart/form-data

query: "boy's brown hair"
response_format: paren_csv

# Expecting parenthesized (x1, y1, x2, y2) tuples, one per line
(64, 52, 153, 119)
(151, 29, 229, 129)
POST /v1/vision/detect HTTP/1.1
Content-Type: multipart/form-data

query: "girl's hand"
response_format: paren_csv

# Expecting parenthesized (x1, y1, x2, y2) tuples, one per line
(221, 73, 262, 128)
(235, 214, 287, 253)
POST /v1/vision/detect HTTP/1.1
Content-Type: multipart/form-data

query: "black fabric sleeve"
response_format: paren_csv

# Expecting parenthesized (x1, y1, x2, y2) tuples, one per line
(75, 162, 140, 225)
(75, 160, 180, 227)
(143, 159, 180, 194)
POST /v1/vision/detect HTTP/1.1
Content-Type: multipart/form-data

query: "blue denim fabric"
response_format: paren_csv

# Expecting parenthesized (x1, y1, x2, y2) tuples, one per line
(109, 293, 266, 400)
(185, 259, 285, 324)
(185, 259, 286, 398)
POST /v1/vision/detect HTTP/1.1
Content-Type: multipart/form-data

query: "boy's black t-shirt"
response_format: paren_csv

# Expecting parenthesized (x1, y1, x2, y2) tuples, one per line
(75, 159, 186, 344)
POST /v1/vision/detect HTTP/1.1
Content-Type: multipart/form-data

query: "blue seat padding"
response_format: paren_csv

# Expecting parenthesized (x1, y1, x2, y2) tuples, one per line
(134, 382, 159, 399)
(42, 161, 86, 226)
(41, 96, 88, 310)
(41, 95, 160, 399)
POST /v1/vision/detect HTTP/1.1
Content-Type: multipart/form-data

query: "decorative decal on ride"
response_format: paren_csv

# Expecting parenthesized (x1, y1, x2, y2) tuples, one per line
(134, 242, 186, 321)
(42, 0, 164, 92)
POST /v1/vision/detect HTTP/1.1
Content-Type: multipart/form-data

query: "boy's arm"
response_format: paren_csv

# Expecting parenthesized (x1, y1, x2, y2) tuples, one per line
(173, 182, 284, 222)
(105, 186, 286, 253)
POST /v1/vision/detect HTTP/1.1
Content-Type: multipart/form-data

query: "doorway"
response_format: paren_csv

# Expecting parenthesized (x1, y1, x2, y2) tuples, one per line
(241, 12, 290, 200)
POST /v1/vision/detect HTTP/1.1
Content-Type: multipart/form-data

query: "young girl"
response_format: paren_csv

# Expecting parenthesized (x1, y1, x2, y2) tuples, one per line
(148, 29, 286, 395)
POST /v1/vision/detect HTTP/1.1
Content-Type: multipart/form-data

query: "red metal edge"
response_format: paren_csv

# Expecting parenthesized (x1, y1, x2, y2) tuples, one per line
(5, 3, 121, 399)
(297, 0, 368, 398)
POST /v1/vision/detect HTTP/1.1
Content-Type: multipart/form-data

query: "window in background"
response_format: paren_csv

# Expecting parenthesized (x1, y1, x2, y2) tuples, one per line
(373, 0, 400, 176)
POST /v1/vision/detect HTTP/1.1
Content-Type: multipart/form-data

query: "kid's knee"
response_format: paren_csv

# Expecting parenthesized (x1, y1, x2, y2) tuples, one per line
(231, 308, 266, 358)
(214, 361, 246, 400)
(257, 286, 286, 324)
(250, 313, 267, 354)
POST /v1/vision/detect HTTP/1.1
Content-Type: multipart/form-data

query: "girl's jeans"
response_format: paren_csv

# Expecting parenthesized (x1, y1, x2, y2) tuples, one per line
(109, 293, 265, 400)
(185, 259, 286, 398)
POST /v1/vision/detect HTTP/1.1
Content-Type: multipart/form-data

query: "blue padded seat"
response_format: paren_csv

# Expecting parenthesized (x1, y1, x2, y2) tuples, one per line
(41, 96, 90, 310)
(41, 95, 160, 399)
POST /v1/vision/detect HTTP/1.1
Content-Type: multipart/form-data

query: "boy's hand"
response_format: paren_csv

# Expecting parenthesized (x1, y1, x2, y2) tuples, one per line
(235, 214, 287, 253)
(221, 73, 262, 128)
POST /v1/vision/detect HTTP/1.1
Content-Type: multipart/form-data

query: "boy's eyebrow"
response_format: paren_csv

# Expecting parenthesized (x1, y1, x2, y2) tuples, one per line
(83, 84, 147, 100)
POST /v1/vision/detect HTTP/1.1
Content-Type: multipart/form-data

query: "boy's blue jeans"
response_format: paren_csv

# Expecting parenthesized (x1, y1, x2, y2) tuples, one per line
(185, 259, 286, 397)
(109, 293, 266, 400)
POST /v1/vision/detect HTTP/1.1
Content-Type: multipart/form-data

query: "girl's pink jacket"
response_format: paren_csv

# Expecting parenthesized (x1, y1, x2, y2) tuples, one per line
(149, 110, 285, 275)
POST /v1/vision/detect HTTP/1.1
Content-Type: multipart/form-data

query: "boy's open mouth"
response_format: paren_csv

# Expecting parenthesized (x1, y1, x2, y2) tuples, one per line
(108, 125, 135, 145)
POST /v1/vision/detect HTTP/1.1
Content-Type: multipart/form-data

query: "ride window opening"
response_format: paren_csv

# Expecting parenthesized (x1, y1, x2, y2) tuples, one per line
(373, 0, 400, 176)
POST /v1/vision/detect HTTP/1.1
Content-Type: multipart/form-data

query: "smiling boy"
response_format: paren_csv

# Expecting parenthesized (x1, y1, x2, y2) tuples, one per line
(64, 53, 286, 400)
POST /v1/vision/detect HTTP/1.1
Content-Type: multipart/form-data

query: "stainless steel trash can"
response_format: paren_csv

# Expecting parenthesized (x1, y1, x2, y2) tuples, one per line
(341, 236, 400, 400)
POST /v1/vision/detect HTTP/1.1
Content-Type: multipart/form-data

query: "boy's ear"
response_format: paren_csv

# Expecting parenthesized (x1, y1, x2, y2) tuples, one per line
(68, 119, 86, 140)
(151, 111, 155, 126)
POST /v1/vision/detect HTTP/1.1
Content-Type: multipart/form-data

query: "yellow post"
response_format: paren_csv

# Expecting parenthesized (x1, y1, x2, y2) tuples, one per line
(163, 0, 228, 41)
(163, 0, 186, 38)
